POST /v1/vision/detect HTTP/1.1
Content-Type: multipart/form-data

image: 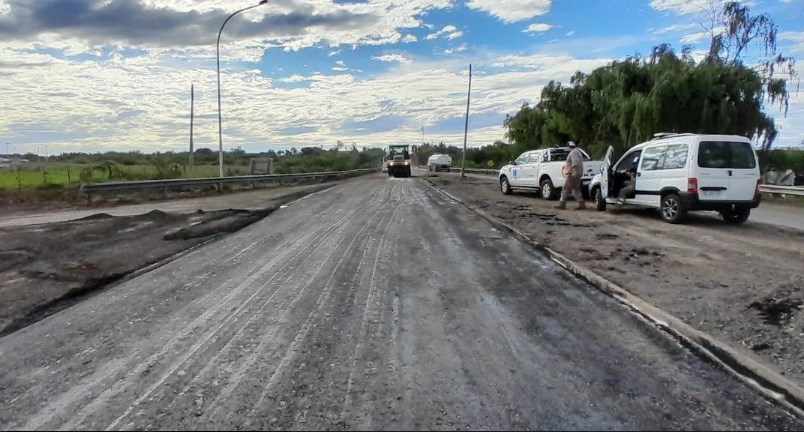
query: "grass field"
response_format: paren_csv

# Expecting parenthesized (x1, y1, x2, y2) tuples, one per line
(0, 163, 251, 190)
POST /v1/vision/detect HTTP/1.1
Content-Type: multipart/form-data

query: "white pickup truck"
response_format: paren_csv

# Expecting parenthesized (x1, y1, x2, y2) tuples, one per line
(498, 147, 605, 200)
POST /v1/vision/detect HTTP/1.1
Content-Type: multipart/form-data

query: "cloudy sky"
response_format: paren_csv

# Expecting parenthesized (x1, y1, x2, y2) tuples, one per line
(0, 0, 802, 155)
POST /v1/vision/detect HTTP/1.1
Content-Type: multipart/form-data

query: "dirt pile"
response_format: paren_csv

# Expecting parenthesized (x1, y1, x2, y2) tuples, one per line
(0, 207, 275, 335)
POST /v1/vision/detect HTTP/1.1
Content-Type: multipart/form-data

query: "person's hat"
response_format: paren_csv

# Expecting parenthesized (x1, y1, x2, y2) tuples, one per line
(567, 141, 576, 147)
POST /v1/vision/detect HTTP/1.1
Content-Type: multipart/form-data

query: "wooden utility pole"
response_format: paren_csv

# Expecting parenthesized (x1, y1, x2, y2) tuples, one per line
(461, 64, 472, 177)
(189, 83, 195, 175)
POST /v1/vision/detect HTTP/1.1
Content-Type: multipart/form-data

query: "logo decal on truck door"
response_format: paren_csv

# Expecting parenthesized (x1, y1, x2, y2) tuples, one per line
(513, 169, 518, 177)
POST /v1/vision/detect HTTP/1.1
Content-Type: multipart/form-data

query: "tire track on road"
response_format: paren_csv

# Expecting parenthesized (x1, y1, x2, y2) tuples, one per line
(243, 200, 401, 424)
(100, 208, 362, 431)
(23, 206, 359, 431)
(196, 198, 391, 423)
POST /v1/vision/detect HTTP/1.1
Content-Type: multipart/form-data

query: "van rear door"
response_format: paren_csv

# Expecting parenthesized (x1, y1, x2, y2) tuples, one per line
(695, 140, 758, 202)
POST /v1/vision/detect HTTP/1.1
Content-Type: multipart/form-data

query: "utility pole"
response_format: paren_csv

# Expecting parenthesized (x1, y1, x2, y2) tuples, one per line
(421, 126, 425, 146)
(461, 64, 472, 177)
(189, 83, 194, 175)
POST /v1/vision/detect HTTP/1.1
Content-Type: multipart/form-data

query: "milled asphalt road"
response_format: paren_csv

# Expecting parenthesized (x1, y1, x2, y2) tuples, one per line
(0, 175, 801, 430)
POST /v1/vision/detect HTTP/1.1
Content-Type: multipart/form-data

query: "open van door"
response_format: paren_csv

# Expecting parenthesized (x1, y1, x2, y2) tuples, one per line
(599, 146, 614, 199)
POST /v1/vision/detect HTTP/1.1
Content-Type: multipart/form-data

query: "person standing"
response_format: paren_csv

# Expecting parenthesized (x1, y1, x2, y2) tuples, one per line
(555, 141, 586, 210)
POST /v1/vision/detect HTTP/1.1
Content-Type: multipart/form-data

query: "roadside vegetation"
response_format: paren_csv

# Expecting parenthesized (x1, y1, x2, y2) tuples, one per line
(0, 147, 385, 190)
(417, 2, 801, 175)
(0, 147, 384, 209)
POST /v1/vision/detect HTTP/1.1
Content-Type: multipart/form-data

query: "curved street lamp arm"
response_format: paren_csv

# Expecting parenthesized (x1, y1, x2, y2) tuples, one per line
(217, 2, 266, 54)
(216, 0, 269, 178)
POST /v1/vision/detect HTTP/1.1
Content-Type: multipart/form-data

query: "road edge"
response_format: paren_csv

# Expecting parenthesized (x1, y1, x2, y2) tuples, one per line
(422, 176, 804, 418)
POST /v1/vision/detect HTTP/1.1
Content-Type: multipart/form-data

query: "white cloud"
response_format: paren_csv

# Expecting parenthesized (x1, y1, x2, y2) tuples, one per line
(649, 0, 725, 15)
(467, 0, 551, 23)
(328, 50, 341, 57)
(566, 30, 575, 37)
(780, 31, 804, 55)
(402, 34, 418, 43)
(371, 53, 412, 63)
(444, 44, 468, 54)
(446, 31, 464, 40)
(426, 25, 463, 41)
(1, 0, 456, 55)
(279, 75, 307, 83)
(652, 22, 699, 35)
(523, 23, 552, 33)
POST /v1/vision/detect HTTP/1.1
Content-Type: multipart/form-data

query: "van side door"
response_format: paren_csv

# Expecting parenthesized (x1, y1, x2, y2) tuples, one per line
(658, 142, 690, 198)
(633, 144, 667, 207)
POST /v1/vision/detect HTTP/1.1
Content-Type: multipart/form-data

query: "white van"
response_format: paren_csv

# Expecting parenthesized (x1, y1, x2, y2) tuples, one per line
(427, 154, 452, 172)
(589, 133, 761, 224)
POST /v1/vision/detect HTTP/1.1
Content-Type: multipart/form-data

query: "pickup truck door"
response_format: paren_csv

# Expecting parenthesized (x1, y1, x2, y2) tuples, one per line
(509, 153, 529, 186)
(520, 151, 541, 187)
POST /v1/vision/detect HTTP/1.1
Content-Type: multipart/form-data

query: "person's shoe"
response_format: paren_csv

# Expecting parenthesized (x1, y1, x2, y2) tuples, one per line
(616, 198, 625, 206)
(553, 202, 566, 210)
(574, 202, 587, 210)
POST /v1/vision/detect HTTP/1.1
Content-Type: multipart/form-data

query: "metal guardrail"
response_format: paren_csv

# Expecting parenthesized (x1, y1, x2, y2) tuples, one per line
(80, 168, 378, 200)
(461, 168, 498, 175)
(760, 185, 804, 196)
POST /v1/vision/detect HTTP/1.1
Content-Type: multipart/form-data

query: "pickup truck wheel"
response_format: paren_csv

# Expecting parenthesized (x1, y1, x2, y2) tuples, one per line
(594, 187, 606, 211)
(660, 193, 687, 224)
(500, 176, 512, 195)
(721, 208, 750, 224)
(540, 178, 558, 200)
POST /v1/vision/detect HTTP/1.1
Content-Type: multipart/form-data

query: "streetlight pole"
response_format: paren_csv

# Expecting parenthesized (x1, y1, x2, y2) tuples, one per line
(217, 0, 269, 178)
(461, 64, 472, 177)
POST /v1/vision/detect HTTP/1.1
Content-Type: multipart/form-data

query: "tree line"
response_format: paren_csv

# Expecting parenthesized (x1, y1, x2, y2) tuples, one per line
(502, 1, 797, 163)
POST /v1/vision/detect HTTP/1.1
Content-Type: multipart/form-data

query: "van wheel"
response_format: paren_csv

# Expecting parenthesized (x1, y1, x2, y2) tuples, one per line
(721, 208, 750, 224)
(500, 176, 512, 195)
(660, 193, 687, 224)
(540, 178, 558, 200)
(594, 187, 606, 211)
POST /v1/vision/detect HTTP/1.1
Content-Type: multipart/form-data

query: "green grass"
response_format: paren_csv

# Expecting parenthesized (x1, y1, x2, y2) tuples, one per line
(0, 163, 252, 190)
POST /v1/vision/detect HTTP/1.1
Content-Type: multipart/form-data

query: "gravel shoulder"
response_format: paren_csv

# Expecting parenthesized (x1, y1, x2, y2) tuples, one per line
(427, 173, 804, 390)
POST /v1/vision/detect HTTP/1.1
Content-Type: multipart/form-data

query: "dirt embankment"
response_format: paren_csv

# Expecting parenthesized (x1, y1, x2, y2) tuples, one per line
(426, 175, 804, 389)
(0, 207, 277, 336)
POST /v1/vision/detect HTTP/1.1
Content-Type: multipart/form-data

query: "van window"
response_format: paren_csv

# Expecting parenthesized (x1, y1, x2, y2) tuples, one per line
(662, 144, 688, 169)
(698, 141, 756, 169)
(615, 150, 642, 174)
(640, 145, 666, 171)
